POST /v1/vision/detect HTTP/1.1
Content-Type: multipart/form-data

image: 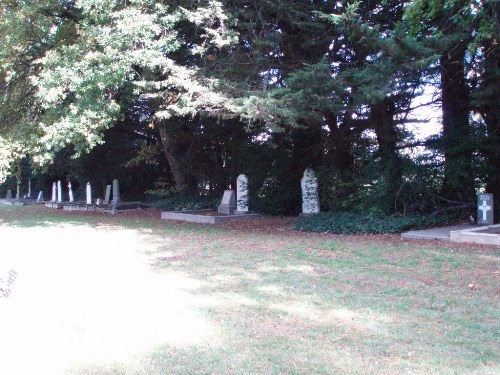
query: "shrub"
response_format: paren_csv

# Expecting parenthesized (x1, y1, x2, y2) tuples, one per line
(295, 212, 460, 234)
(147, 195, 219, 211)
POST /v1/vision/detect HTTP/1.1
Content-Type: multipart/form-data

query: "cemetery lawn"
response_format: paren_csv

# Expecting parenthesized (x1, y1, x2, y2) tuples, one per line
(0, 205, 499, 375)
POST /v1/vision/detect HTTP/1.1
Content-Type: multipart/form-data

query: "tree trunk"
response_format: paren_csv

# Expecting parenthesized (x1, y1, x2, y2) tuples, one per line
(325, 112, 354, 172)
(371, 98, 402, 212)
(481, 42, 500, 217)
(440, 44, 474, 201)
(158, 124, 187, 193)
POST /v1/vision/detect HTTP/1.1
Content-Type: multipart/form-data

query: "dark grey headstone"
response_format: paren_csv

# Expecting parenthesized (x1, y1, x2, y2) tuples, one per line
(218, 190, 236, 215)
(112, 179, 120, 205)
(104, 185, 111, 204)
(6, 190, 12, 200)
(477, 193, 494, 226)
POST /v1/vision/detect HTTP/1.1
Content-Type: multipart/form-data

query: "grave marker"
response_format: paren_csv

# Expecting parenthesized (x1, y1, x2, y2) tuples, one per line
(477, 193, 494, 226)
(68, 182, 74, 202)
(112, 179, 120, 205)
(37, 191, 44, 202)
(86, 183, 92, 205)
(236, 174, 249, 213)
(52, 182, 57, 202)
(218, 190, 237, 215)
(301, 168, 320, 214)
(104, 185, 111, 205)
(6, 190, 12, 200)
(57, 180, 62, 203)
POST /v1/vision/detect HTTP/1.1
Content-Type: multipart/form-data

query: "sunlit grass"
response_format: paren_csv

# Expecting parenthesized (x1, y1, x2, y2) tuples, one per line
(0, 205, 498, 374)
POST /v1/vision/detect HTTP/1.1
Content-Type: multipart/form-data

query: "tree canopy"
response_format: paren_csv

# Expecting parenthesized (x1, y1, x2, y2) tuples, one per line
(1, 0, 498, 216)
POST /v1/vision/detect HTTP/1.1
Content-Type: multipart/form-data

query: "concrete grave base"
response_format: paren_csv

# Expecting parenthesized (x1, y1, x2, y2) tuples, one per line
(161, 209, 260, 224)
(450, 224, 500, 246)
(45, 202, 63, 209)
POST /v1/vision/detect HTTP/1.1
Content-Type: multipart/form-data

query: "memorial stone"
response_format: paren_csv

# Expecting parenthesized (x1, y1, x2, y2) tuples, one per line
(218, 190, 237, 215)
(6, 190, 12, 200)
(104, 185, 111, 204)
(236, 174, 249, 213)
(477, 193, 494, 226)
(68, 182, 74, 202)
(52, 182, 57, 202)
(37, 191, 44, 202)
(86, 183, 92, 205)
(301, 168, 320, 214)
(112, 179, 120, 205)
(57, 180, 62, 202)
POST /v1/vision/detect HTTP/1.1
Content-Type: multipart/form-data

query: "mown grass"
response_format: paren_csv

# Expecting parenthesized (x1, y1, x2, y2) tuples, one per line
(1, 205, 499, 374)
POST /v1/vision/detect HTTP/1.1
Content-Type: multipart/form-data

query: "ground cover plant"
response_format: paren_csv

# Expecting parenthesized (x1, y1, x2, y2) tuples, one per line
(0, 205, 498, 374)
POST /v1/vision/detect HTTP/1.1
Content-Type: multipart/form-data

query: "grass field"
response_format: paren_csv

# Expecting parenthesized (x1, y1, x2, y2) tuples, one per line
(0, 205, 498, 374)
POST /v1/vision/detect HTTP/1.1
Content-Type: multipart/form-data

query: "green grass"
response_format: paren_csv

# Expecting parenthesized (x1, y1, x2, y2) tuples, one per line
(1, 205, 499, 374)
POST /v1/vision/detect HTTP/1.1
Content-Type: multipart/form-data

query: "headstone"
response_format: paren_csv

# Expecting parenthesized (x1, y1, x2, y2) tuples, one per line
(37, 191, 44, 202)
(218, 190, 237, 215)
(112, 179, 120, 205)
(51, 182, 57, 202)
(301, 168, 320, 214)
(28, 178, 31, 198)
(68, 182, 74, 202)
(236, 174, 249, 213)
(96, 198, 101, 205)
(86, 182, 92, 205)
(57, 180, 62, 203)
(6, 190, 12, 200)
(104, 185, 112, 205)
(16, 180, 20, 199)
(477, 193, 494, 226)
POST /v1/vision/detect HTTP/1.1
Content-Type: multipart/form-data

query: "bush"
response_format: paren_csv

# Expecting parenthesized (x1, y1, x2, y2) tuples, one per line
(294, 212, 460, 234)
(147, 195, 220, 211)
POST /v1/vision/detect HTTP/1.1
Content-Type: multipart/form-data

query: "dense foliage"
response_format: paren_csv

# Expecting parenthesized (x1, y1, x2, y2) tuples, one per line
(0, 0, 498, 221)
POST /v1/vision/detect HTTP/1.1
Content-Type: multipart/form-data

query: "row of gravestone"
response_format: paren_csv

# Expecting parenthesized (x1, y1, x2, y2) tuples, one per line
(48, 179, 120, 206)
(4, 179, 121, 206)
(217, 170, 320, 215)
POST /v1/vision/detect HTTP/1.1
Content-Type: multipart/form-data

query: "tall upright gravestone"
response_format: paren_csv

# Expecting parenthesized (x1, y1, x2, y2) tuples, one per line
(477, 193, 494, 226)
(6, 190, 12, 200)
(37, 191, 44, 202)
(51, 182, 57, 202)
(104, 185, 111, 205)
(301, 168, 320, 214)
(86, 183, 92, 205)
(57, 180, 62, 203)
(236, 174, 249, 213)
(112, 179, 120, 206)
(68, 182, 74, 202)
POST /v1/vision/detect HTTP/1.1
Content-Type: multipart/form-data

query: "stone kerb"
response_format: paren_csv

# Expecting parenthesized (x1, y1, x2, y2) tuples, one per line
(301, 168, 320, 214)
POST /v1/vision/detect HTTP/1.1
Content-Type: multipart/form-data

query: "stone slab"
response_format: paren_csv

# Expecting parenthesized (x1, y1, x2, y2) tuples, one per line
(161, 210, 260, 224)
(450, 224, 500, 246)
(401, 225, 473, 241)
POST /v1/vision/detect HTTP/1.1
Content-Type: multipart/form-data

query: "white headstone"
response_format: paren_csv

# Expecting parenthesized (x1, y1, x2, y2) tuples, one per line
(301, 168, 320, 214)
(218, 190, 237, 215)
(86, 182, 92, 205)
(104, 185, 111, 204)
(51, 182, 57, 202)
(477, 193, 494, 226)
(37, 191, 44, 202)
(57, 180, 62, 203)
(96, 198, 101, 205)
(68, 182, 74, 202)
(112, 179, 120, 205)
(236, 174, 249, 213)
(28, 178, 31, 198)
